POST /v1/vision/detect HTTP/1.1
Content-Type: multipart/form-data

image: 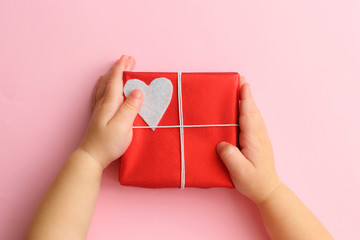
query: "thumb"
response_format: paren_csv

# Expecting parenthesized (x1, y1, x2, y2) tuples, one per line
(216, 142, 254, 179)
(112, 89, 143, 126)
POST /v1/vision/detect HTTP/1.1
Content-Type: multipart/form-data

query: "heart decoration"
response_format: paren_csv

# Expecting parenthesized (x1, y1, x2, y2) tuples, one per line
(124, 77, 173, 130)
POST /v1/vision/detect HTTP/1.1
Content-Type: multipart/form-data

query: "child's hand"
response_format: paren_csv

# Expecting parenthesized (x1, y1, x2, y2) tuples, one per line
(78, 55, 143, 170)
(217, 79, 281, 204)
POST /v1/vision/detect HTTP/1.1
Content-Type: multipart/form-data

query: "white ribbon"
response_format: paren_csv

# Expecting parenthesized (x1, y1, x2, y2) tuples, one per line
(178, 72, 186, 188)
(133, 124, 239, 128)
(133, 72, 239, 188)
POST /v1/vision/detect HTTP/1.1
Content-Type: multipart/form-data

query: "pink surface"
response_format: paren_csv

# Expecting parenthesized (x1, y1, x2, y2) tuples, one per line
(1, 0, 359, 239)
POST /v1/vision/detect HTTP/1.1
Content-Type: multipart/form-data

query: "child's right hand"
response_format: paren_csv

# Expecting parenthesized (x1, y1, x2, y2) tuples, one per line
(217, 79, 281, 204)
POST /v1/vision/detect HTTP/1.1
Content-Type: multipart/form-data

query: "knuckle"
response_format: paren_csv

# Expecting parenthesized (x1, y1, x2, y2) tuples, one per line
(246, 107, 260, 119)
(248, 134, 266, 149)
(103, 95, 115, 104)
(109, 65, 122, 79)
(93, 100, 104, 112)
(102, 91, 118, 105)
(108, 70, 116, 80)
(248, 110, 259, 118)
(98, 101, 115, 115)
(121, 101, 137, 112)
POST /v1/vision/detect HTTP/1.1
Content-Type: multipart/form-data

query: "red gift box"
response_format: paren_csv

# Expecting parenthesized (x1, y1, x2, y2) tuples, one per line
(120, 72, 240, 188)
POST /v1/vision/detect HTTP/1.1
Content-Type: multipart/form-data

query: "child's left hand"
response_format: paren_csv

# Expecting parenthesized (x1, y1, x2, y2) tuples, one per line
(78, 55, 143, 170)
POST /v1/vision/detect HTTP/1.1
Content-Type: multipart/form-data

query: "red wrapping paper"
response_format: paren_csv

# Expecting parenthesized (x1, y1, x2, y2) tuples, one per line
(120, 72, 240, 188)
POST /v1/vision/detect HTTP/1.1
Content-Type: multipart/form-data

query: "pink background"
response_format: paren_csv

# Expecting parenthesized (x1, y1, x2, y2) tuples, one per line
(1, 0, 359, 239)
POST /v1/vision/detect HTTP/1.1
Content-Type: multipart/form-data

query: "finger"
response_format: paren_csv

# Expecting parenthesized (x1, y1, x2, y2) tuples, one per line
(96, 73, 108, 101)
(239, 83, 268, 134)
(125, 56, 136, 71)
(239, 75, 246, 88)
(100, 56, 136, 100)
(109, 89, 143, 127)
(102, 55, 129, 107)
(216, 142, 254, 182)
(97, 66, 116, 102)
(239, 83, 271, 160)
(92, 75, 103, 111)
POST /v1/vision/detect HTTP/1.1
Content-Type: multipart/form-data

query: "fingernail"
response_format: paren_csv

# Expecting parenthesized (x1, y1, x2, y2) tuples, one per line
(217, 142, 226, 152)
(131, 89, 142, 99)
(245, 84, 252, 98)
(240, 76, 245, 83)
